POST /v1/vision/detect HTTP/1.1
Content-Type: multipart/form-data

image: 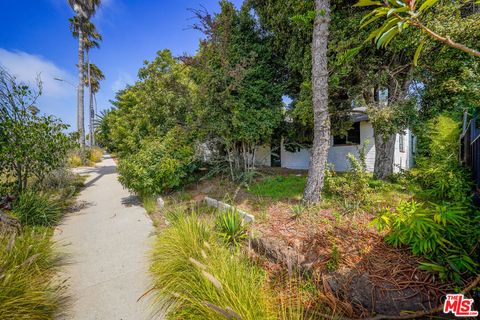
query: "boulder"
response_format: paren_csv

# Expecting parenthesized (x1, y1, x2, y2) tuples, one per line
(0, 210, 21, 234)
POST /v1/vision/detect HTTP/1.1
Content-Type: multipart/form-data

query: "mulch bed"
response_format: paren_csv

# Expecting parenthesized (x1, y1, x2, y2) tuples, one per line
(252, 203, 456, 317)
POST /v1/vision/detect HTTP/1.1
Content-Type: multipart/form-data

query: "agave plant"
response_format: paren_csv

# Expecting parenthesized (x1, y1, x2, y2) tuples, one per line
(215, 209, 248, 247)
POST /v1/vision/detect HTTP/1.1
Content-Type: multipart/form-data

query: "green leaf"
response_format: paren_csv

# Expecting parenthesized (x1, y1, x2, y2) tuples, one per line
(413, 39, 426, 66)
(418, 0, 440, 13)
(354, 0, 383, 7)
(376, 26, 399, 48)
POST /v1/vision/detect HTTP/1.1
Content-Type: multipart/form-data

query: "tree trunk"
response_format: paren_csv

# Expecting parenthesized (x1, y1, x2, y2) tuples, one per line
(303, 0, 331, 204)
(374, 133, 396, 180)
(87, 50, 94, 147)
(77, 28, 85, 148)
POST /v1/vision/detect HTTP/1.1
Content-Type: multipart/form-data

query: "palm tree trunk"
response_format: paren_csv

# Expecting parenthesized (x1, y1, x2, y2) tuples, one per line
(303, 0, 331, 204)
(87, 50, 94, 147)
(77, 28, 85, 148)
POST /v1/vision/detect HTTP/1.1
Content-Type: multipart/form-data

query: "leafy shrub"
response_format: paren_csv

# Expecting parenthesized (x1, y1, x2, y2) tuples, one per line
(150, 214, 272, 320)
(0, 68, 72, 194)
(38, 167, 76, 191)
(215, 209, 248, 247)
(413, 115, 470, 202)
(0, 228, 65, 320)
(118, 127, 197, 197)
(324, 142, 370, 209)
(372, 200, 479, 282)
(13, 191, 61, 227)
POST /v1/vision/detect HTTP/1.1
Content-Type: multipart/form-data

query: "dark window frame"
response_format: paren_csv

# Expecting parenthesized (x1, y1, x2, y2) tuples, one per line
(333, 122, 361, 146)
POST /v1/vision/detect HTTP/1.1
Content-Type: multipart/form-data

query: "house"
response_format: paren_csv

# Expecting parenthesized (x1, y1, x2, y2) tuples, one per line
(254, 108, 415, 172)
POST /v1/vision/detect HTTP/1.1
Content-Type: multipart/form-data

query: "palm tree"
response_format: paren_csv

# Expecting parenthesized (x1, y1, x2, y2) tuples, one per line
(303, 0, 331, 204)
(70, 18, 103, 146)
(84, 63, 104, 146)
(67, 0, 100, 148)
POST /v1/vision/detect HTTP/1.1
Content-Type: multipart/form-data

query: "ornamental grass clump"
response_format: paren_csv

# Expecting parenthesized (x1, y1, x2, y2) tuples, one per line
(13, 191, 61, 227)
(150, 215, 274, 320)
(0, 228, 66, 320)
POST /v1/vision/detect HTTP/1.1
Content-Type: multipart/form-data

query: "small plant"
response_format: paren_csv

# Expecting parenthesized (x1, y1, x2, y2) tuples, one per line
(324, 145, 370, 210)
(290, 204, 305, 219)
(13, 191, 61, 227)
(326, 243, 339, 272)
(142, 195, 157, 214)
(215, 209, 248, 247)
(372, 200, 479, 282)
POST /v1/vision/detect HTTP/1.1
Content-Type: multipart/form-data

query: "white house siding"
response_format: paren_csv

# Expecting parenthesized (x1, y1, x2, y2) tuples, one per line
(393, 128, 413, 172)
(281, 144, 311, 170)
(280, 121, 413, 173)
(254, 145, 271, 166)
(328, 121, 375, 172)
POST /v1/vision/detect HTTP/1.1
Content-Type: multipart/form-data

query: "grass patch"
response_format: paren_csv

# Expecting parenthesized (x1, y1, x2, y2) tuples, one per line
(87, 147, 104, 163)
(0, 227, 66, 320)
(151, 214, 273, 320)
(150, 212, 327, 319)
(248, 175, 306, 200)
(13, 191, 61, 227)
(142, 195, 157, 214)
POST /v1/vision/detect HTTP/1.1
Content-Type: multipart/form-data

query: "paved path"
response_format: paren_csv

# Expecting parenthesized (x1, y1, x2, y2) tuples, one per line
(54, 155, 156, 320)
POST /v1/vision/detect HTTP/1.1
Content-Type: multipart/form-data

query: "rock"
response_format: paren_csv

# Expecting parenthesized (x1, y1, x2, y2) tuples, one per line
(156, 196, 165, 210)
(0, 210, 21, 234)
(204, 197, 254, 223)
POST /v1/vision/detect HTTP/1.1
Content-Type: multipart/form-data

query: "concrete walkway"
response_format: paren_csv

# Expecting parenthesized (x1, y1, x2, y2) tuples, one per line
(54, 155, 156, 320)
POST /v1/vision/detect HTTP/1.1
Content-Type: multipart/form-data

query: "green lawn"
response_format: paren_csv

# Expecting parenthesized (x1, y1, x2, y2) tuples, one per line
(248, 175, 306, 200)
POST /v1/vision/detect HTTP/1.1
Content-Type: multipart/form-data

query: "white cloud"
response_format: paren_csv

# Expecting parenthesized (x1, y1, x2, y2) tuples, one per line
(0, 48, 75, 98)
(111, 72, 134, 93)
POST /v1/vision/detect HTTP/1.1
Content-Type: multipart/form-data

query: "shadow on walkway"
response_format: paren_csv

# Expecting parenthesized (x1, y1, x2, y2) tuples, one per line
(82, 165, 117, 189)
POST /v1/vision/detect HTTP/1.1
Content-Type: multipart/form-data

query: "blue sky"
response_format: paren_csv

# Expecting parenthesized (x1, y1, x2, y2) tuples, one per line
(0, 0, 242, 130)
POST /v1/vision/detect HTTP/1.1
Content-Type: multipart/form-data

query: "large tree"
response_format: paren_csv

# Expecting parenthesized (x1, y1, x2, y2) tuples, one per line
(85, 63, 104, 146)
(70, 17, 102, 147)
(67, 0, 100, 148)
(190, 1, 283, 178)
(303, 0, 331, 203)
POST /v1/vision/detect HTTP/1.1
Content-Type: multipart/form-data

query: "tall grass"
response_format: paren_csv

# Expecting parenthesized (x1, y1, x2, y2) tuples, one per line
(13, 191, 61, 227)
(150, 213, 329, 319)
(150, 215, 274, 320)
(87, 147, 104, 163)
(0, 228, 66, 320)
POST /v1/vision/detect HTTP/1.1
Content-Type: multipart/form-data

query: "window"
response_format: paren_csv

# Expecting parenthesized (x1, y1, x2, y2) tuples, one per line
(333, 122, 361, 146)
(399, 134, 405, 153)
